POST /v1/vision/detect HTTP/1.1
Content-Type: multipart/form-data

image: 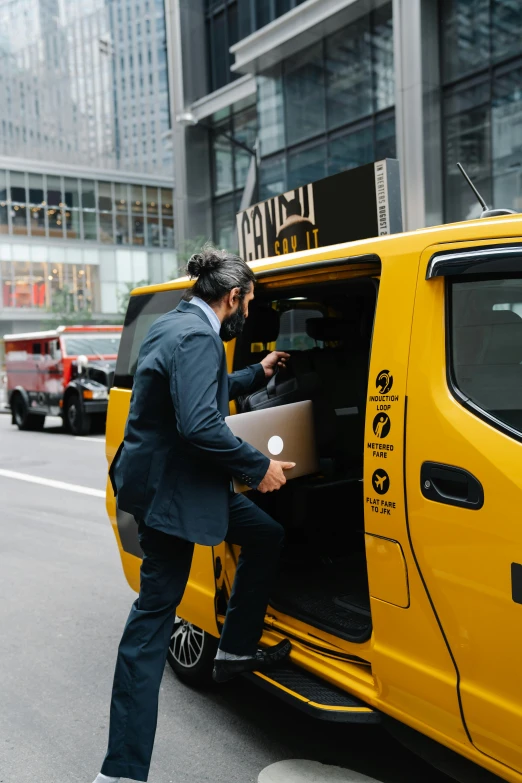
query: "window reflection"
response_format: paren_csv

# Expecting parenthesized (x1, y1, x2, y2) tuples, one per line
(326, 17, 372, 130)
(328, 125, 373, 175)
(287, 143, 327, 190)
(444, 79, 492, 220)
(258, 65, 285, 156)
(284, 43, 326, 146)
(492, 64, 522, 213)
(441, 0, 490, 82)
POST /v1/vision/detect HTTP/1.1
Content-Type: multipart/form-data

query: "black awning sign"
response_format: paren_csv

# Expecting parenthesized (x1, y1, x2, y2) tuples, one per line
(236, 158, 402, 262)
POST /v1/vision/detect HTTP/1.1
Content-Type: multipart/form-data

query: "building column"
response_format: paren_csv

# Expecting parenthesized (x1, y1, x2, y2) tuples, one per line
(165, 0, 212, 266)
(393, 0, 442, 230)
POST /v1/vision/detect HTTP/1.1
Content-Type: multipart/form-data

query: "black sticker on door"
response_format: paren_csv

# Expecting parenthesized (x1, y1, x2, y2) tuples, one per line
(372, 469, 390, 495)
(376, 370, 393, 394)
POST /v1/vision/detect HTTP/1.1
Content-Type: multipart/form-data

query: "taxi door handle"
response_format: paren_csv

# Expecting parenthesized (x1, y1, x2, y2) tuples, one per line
(421, 462, 484, 510)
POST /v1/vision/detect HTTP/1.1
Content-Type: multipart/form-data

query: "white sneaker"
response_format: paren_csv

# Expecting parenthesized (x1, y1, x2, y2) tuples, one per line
(92, 775, 119, 783)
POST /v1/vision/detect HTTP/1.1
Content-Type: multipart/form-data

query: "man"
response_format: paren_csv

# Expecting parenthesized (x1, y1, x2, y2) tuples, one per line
(93, 245, 294, 783)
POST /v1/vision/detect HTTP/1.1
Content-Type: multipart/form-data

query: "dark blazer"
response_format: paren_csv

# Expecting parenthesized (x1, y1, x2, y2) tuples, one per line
(113, 299, 270, 545)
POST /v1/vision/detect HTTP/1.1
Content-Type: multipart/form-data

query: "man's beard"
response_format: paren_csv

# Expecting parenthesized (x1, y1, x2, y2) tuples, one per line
(220, 305, 246, 341)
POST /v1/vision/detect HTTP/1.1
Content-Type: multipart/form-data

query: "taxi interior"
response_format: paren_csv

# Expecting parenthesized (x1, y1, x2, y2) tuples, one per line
(232, 272, 379, 643)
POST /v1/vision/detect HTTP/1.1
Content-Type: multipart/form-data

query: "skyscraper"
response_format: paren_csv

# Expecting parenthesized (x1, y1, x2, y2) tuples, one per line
(0, 0, 175, 336)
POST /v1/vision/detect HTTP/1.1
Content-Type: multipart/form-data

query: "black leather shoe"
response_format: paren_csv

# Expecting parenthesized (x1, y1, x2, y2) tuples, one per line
(212, 639, 291, 684)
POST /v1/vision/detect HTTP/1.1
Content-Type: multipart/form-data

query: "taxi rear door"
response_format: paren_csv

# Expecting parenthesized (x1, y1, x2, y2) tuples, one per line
(406, 239, 522, 773)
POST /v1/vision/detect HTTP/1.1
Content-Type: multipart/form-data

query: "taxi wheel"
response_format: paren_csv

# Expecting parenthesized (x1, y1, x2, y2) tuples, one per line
(64, 395, 91, 436)
(12, 394, 45, 431)
(167, 616, 218, 687)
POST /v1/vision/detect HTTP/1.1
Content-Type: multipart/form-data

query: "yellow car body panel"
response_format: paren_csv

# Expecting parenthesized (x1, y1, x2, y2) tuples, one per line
(106, 214, 522, 782)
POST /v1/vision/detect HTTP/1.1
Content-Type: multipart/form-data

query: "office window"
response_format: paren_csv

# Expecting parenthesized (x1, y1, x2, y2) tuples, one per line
(46, 175, 62, 207)
(444, 79, 491, 220)
(287, 142, 327, 190)
(328, 124, 374, 175)
(285, 43, 326, 146)
(492, 0, 522, 62)
(212, 121, 234, 196)
(372, 4, 394, 111)
(214, 195, 237, 251)
(0, 171, 7, 233)
(234, 105, 257, 191)
(28, 173, 46, 237)
(258, 65, 285, 156)
(492, 64, 522, 214)
(441, 0, 490, 82)
(259, 154, 286, 200)
(326, 17, 372, 130)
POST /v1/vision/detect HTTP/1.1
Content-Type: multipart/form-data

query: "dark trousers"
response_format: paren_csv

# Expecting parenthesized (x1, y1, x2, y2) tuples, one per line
(101, 492, 284, 782)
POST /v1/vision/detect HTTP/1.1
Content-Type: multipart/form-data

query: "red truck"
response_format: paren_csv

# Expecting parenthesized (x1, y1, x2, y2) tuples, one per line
(3, 325, 122, 435)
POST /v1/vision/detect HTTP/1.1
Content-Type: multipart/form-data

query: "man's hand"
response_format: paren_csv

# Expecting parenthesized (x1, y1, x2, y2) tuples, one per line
(257, 459, 296, 493)
(260, 351, 290, 379)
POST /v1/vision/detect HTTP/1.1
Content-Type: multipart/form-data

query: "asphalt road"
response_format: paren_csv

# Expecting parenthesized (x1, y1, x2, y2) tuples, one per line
(0, 414, 456, 783)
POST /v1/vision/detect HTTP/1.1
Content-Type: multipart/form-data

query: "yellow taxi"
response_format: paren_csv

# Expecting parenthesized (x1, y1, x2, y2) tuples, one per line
(106, 213, 522, 782)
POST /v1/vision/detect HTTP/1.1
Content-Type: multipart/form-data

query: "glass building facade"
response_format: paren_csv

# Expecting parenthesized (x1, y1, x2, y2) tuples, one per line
(0, 0, 172, 176)
(210, 3, 395, 249)
(441, 0, 522, 220)
(0, 0, 175, 336)
(0, 171, 174, 248)
(205, 0, 309, 92)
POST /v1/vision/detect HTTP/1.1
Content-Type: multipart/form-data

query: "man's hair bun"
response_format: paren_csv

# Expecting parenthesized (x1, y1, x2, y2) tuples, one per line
(187, 244, 223, 278)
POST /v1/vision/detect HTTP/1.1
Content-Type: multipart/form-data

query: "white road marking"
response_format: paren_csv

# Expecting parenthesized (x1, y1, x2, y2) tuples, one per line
(0, 469, 105, 498)
(74, 436, 105, 443)
(258, 760, 380, 783)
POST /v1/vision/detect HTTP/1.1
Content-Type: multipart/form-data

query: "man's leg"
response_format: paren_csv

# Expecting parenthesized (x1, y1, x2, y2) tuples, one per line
(219, 492, 284, 656)
(99, 521, 194, 782)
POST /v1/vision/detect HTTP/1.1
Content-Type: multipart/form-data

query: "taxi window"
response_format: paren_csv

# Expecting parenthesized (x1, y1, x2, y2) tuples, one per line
(114, 289, 185, 388)
(276, 308, 323, 351)
(450, 276, 522, 436)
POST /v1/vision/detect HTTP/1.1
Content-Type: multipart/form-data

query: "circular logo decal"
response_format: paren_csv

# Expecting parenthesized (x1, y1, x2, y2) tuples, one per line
(267, 435, 284, 456)
(372, 412, 391, 439)
(376, 369, 393, 394)
(372, 469, 390, 495)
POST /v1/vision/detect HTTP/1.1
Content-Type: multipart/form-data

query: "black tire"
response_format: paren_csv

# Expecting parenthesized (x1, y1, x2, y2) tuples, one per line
(12, 393, 45, 431)
(167, 616, 218, 687)
(64, 394, 91, 436)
